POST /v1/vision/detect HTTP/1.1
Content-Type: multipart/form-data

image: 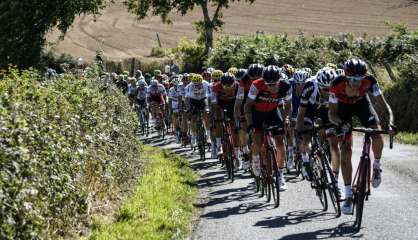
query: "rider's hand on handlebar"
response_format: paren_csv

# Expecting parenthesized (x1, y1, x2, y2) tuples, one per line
(339, 122, 351, 134)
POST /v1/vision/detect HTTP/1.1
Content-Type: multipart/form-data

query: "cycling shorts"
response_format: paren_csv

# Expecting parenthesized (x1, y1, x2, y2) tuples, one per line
(304, 105, 335, 136)
(218, 100, 235, 121)
(190, 98, 206, 115)
(336, 97, 379, 135)
(252, 108, 284, 136)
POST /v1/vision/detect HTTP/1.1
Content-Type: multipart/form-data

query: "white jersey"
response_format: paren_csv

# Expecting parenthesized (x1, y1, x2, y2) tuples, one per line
(127, 83, 137, 96)
(168, 87, 181, 111)
(178, 82, 188, 101)
(185, 80, 210, 100)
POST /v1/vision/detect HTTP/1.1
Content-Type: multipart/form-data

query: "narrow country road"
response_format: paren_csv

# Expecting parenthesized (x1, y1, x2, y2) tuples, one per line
(140, 131, 418, 240)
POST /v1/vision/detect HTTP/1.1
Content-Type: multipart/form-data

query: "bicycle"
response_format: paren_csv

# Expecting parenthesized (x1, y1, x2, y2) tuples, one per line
(220, 109, 235, 182)
(351, 127, 394, 232)
(299, 123, 341, 217)
(195, 109, 207, 161)
(137, 104, 149, 136)
(254, 125, 283, 208)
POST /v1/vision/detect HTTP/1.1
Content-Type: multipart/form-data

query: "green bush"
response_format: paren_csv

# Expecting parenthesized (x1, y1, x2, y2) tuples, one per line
(385, 54, 418, 132)
(150, 46, 166, 57)
(0, 68, 143, 239)
(171, 38, 205, 73)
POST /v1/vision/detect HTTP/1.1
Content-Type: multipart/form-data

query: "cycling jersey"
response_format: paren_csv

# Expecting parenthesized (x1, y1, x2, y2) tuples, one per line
(235, 80, 252, 101)
(185, 81, 210, 100)
(136, 88, 148, 101)
(147, 84, 167, 104)
(329, 74, 382, 104)
(211, 82, 238, 104)
(248, 79, 292, 112)
(127, 83, 137, 97)
(168, 87, 181, 113)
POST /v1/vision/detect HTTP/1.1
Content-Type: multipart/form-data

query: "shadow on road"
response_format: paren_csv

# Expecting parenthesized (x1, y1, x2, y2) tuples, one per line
(278, 222, 363, 239)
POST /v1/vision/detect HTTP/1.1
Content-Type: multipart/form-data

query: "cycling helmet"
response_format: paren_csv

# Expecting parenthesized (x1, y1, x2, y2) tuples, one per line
(220, 72, 236, 86)
(316, 68, 337, 88)
(190, 73, 203, 84)
(137, 80, 147, 87)
(77, 57, 85, 67)
(202, 70, 211, 80)
(207, 67, 215, 74)
(150, 79, 158, 86)
(343, 58, 367, 77)
(336, 68, 345, 76)
(303, 67, 313, 76)
(211, 70, 223, 81)
(127, 77, 136, 83)
(325, 63, 337, 70)
(228, 67, 238, 75)
(123, 70, 129, 76)
(171, 77, 180, 86)
(262, 65, 282, 83)
(144, 73, 151, 80)
(293, 70, 310, 84)
(235, 68, 248, 81)
(153, 69, 162, 76)
(282, 64, 295, 77)
(247, 63, 264, 79)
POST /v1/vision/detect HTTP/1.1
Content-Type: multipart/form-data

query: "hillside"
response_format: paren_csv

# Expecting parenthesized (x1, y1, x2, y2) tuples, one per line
(47, 0, 418, 60)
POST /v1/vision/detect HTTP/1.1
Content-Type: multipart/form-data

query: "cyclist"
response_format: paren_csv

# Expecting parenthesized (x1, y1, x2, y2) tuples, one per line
(136, 79, 149, 128)
(179, 73, 191, 146)
(287, 69, 311, 169)
(281, 64, 295, 79)
(168, 76, 182, 143)
(127, 77, 138, 107)
(296, 68, 338, 183)
(212, 72, 241, 169)
(209, 69, 224, 158)
(244, 65, 292, 191)
(228, 67, 238, 76)
(234, 67, 259, 170)
(328, 58, 395, 214)
(147, 79, 167, 130)
(185, 74, 211, 146)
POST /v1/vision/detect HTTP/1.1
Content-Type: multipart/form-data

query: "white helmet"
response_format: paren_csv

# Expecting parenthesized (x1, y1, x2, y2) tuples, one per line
(316, 68, 337, 88)
(336, 68, 345, 76)
(77, 57, 85, 66)
(293, 70, 310, 84)
(137, 80, 147, 87)
(150, 79, 158, 86)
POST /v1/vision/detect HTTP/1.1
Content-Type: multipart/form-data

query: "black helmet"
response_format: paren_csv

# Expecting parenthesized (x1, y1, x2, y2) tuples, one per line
(262, 65, 281, 83)
(235, 68, 247, 81)
(247, 63, 264, 79)
(220, 72, 236, 86)
(343, 58, 367, 76)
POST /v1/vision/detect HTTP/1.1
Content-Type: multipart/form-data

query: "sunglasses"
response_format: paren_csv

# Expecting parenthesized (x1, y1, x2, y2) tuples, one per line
(347, 75, 364, 82)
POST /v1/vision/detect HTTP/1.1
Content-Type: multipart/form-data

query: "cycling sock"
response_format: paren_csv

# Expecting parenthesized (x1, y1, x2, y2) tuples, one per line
(302, 152, 310, 163)
(216, 138, 222, 147)
(345, 184, 353, 198)
(373, 159, 381, 169)
(234, 147, 240, 160)
(243, 145, 250, 154)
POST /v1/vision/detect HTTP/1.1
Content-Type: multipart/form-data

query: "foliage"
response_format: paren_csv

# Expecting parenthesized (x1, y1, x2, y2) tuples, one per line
(0, 0, 106, 69)
(395, 132, 418, 145)
(385, 54, 418, 132)
(172, 38, 205, 73)
(0, 68, 143, 239)
(150, 46, 166, 58)
(39, 50, 77, 73)
(89, 146, 198, 240)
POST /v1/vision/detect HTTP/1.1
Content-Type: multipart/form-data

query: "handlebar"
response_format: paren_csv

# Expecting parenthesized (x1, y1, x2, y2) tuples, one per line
(352, 127, 395, 149)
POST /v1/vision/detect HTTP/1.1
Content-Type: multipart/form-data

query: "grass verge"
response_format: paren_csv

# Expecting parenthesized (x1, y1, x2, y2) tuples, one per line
(88, 145, 198, 240)
(395, 132, 418, 145)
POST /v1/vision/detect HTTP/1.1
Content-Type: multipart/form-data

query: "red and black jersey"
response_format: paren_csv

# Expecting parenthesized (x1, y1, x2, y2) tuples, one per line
(329, 74, 382, 104)
(248, 79, 292, 112)
(212, 81, 238, 104)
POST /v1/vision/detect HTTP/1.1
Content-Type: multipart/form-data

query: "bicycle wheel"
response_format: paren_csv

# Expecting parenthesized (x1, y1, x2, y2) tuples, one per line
(312, 155, 328, 211)
(268, 148, 280, 208)
(322, 153, 341, 217)
(354, 155, 370, 232)
(140, 111, 146, 135)
(198, 127, 206, 161)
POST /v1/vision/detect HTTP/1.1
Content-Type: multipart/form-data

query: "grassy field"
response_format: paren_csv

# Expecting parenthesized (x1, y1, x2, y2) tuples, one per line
(88, 146, 198, 240)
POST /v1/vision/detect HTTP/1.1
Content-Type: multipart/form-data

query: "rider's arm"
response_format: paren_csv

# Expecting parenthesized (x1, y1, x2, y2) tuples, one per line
(244, 84, 258, 128)
(234, 86, 244, 126)
(296, 106, 307, 130)
(329, 102, 343, 126)
(368, 77, 395, 127)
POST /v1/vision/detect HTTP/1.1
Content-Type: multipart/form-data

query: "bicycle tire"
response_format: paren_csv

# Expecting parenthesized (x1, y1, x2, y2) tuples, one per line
(354, 155, 369, 232)
(198, 126, 206, 161)
(322, 154, 341, 217)
(312, 155, 328, 211)
(269, 149, 280, 208)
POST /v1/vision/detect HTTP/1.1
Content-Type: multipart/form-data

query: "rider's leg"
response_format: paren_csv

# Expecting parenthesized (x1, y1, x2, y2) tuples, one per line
(274, 134, 287, 190)
(251, 130, 263, 177)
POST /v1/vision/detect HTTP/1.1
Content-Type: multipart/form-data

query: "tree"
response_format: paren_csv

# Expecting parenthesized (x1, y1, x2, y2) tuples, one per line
(0, 0, 106, 69)
(125, 0, 255, 54)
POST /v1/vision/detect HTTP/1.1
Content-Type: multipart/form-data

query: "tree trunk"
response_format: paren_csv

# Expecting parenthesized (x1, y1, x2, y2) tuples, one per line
(382, 59, 397, 82)
(204, 25, 214, 54)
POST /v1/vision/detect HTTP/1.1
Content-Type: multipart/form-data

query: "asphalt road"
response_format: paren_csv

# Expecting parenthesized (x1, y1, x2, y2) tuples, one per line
(140, 130, 418, 240)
